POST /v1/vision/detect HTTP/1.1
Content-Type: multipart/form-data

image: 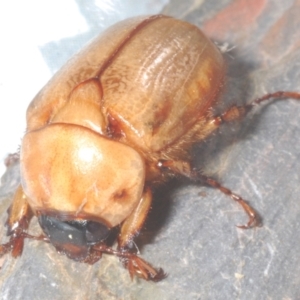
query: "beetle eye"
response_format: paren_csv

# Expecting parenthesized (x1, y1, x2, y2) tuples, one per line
(38, 215, 110, 260)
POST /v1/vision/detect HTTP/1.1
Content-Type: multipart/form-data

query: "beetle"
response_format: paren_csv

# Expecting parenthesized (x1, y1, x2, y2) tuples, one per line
(0, 14, 300, 282)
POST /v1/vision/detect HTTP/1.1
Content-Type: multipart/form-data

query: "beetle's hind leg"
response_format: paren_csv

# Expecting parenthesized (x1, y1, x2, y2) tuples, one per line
(191, 172, 261, 228)
(158, 91, 300, 228)
(159, 160, 261, 228)
(212, 91, 300, 126)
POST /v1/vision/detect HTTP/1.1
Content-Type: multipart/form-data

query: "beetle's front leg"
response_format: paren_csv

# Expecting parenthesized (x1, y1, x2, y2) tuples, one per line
(159, 160, 261, 228)
(0, 185, 34, 257)
(117, 187, 165, 281)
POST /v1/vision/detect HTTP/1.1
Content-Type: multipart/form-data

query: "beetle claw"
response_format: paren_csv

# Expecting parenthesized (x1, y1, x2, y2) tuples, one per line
(0, 241, 13, 257)
(236, 213, 262, 229)
(91, 243, 166, 281)
(122, 255, 166, 282)
(0, 232, 25, 258)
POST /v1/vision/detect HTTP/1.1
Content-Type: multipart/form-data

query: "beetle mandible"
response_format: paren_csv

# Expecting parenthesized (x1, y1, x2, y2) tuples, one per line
(1, 15, 300, 281)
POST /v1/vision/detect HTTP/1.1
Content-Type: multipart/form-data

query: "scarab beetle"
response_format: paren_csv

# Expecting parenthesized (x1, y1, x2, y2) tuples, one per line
(1, 15, 300, 281)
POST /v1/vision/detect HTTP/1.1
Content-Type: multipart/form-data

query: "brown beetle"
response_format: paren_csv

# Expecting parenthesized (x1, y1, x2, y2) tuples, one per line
(1, 15, 300, 281)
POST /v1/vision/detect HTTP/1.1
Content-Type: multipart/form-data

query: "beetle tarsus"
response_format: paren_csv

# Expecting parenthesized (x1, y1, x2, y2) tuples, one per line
(251, 91, 300, 107)
(0, 240, 15, 257)
(0, 232, 25, 258)
(232, 194, 262, 229)
(0, 229, 49, 259)
(121, 255, 166, 282)
(92, 243, 165, 281)
(197, 174, 262, 228)
(160, 161, 262, 229)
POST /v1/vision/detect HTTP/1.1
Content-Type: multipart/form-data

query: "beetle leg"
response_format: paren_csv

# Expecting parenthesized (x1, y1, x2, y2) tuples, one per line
(118, 187, 152, 249)
(159, 160, 261, 228)
(115, 187, 165, 281)
(87, 188, 166, 281)
(211, 91, 300, 126)
(90, 243, 166, 281)
(195, 173, 261, 229)
(0, 185, 34, 257)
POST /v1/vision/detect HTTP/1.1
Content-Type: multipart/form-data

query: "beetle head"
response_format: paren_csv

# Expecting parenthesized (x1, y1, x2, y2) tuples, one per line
(20, 123, 145, 259)
(38, 215, 110, 259)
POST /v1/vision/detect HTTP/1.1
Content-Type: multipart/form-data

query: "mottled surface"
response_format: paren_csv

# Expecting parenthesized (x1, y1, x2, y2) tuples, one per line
(1, 0, 300, 299)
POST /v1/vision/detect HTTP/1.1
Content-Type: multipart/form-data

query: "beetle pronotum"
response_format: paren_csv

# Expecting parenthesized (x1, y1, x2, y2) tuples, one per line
(1, 15, 299, 281)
